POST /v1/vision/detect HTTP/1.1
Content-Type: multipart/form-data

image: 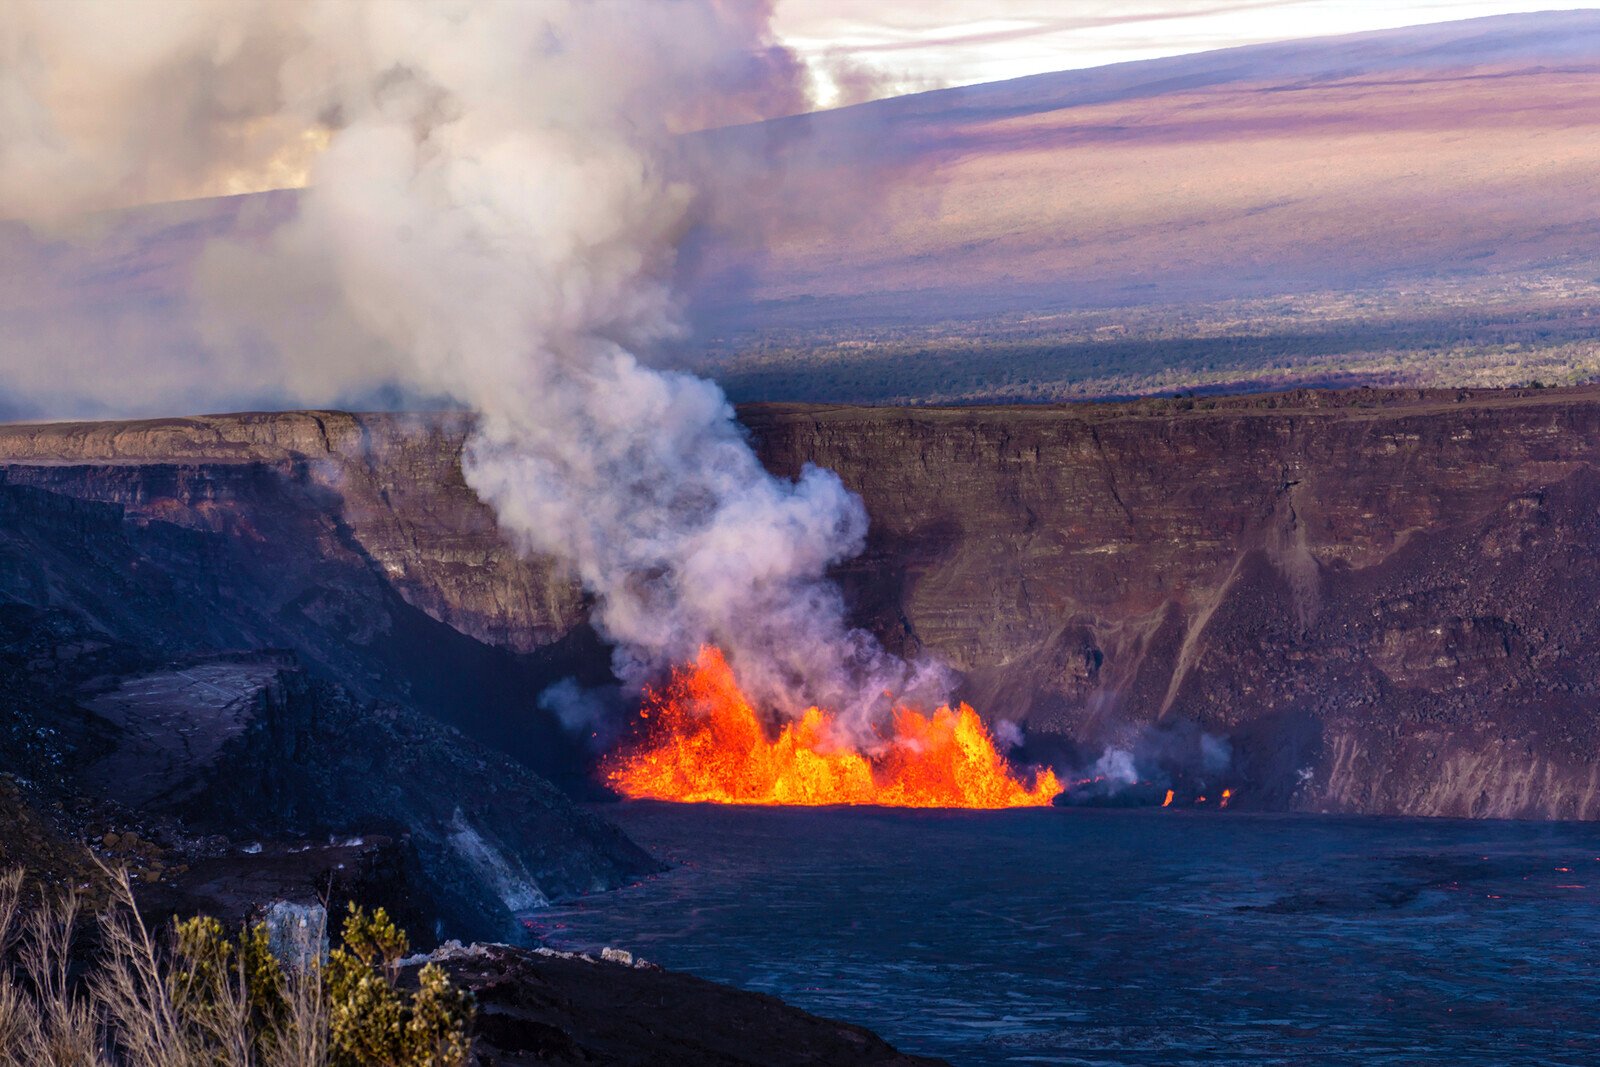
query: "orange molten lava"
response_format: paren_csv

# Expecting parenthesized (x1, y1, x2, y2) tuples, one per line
(605, 647, 1062, 808)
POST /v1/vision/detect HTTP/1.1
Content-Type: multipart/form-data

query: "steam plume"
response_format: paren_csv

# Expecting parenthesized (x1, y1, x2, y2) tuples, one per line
(1, 0, 940, 720)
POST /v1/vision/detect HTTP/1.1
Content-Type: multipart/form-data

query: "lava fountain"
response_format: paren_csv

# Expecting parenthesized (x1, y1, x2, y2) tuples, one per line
(605, 647, 1063, 808)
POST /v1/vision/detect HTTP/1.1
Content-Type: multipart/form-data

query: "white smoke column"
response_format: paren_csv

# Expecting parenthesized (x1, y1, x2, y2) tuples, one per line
(1, 0, 944, 722)
(1092, 748, 1139, 786)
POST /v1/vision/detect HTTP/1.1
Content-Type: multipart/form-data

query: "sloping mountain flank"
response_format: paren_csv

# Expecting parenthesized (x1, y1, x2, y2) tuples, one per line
(8, 13, 1600, 418)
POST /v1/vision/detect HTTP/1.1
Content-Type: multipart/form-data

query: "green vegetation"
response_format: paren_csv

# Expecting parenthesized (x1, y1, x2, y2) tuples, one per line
(324, 906, 473, 1067)
(0, 868, 473, 1066)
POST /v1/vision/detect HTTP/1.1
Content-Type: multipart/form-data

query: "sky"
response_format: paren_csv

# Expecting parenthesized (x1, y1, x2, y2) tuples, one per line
(774, 0, 1582, 106)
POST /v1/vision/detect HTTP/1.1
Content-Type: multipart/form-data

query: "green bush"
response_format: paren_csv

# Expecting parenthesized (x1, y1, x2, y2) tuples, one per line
(325, 905, 472, 1067)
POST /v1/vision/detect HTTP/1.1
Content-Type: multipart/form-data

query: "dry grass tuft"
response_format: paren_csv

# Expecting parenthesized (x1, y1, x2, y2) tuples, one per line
(0, 865, 471, 1067)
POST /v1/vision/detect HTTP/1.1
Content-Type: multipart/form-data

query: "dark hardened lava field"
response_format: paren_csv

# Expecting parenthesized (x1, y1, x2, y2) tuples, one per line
(536, 803, 1600, 1067)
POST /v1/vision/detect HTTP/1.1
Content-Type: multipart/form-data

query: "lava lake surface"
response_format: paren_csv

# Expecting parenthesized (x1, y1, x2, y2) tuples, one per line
(534, 803, 1600, 1066)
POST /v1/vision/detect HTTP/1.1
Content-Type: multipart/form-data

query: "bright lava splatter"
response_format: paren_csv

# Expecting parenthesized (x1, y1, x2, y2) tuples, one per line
(605, 646, 1062, 808)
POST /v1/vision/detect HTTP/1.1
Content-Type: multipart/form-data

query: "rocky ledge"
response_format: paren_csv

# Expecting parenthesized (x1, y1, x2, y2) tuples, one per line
(410, 942, 946, 1067)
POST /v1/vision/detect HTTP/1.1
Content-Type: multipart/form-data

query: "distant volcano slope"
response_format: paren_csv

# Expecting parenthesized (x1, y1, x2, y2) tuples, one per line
(7, 388, 1600, 820)
(703, 10, 1600, 320)
(693, 10, 1600, 401)
(6, 12, 1600, 416)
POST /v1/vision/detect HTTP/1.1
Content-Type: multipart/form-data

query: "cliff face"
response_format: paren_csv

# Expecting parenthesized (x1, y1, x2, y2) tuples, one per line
(748, 389, 1600, 820)
(4, 388, 1600, 821)
(0, 411, 580, 652)
(0, 416, 656, 931)
(0, 412, 614, 784)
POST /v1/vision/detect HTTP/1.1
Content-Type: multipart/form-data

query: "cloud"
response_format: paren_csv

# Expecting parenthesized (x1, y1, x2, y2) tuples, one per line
(822, 2, 1303, 56)
(772, 0, 1569, 91)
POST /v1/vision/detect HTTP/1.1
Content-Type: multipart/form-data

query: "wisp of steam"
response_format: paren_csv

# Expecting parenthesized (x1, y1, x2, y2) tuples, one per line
(0, 0, 943, 723)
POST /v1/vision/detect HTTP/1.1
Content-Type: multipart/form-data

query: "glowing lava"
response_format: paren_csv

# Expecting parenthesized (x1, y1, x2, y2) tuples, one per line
(605, 647, 1062, 808)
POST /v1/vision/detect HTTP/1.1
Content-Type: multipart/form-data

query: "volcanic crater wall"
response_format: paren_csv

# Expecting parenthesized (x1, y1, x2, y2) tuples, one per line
(747, 390, 1600, 821)
(4, 389, 1600, 820)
